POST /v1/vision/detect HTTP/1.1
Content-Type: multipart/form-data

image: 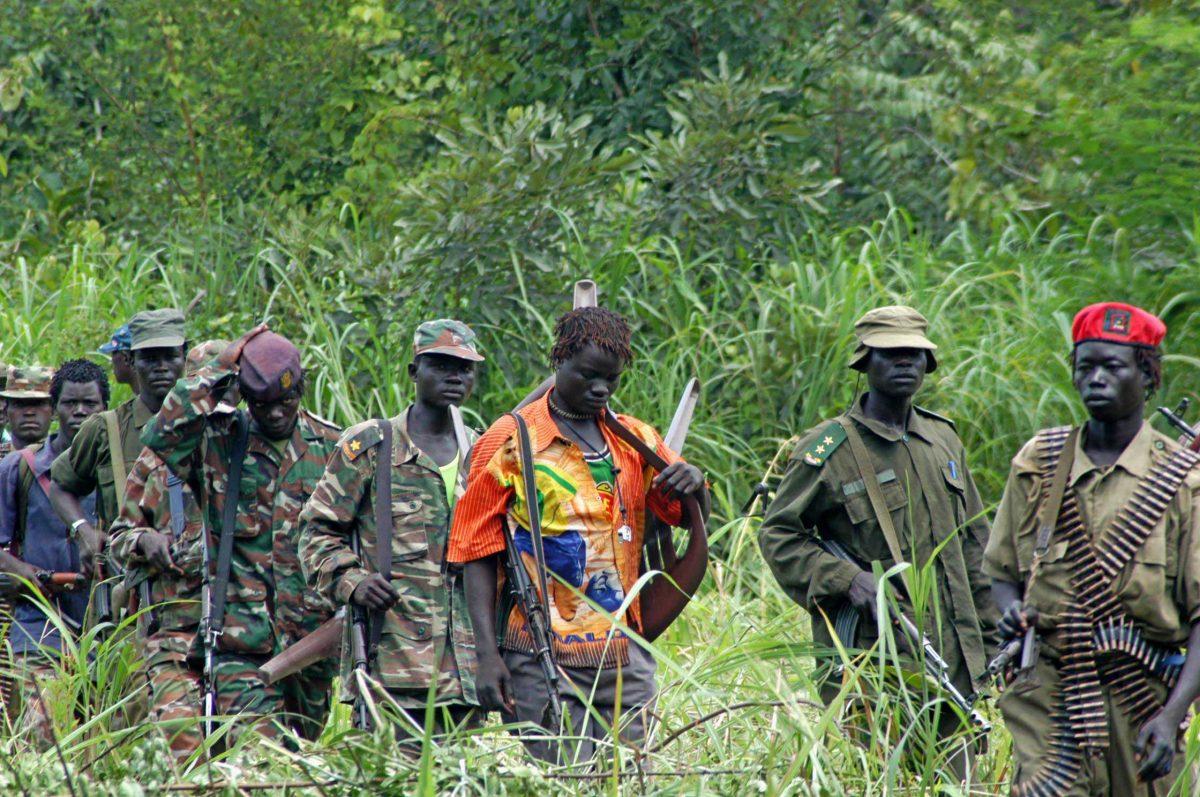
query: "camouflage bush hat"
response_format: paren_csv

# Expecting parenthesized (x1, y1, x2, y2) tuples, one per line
(238, 331, 302, 402)
(98, 323, 133, 355)
(185, 339, 230, 378)
(413, 319, 484, 362)
(849, 305, 938, 373)
(0, 365, 55, 399)
(130, 309, 186, 351)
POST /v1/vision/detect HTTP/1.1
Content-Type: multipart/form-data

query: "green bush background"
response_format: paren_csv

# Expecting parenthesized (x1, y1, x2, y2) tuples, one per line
(3, 1, 1200, 793)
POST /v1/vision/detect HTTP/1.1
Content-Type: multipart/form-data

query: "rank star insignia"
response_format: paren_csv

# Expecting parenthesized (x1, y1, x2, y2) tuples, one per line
(815, 445, 826, 454)
(350, 440, 362, 452)
(823, 436, 834, 445)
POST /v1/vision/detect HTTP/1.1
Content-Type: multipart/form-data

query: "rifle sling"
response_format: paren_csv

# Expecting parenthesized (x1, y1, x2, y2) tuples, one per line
(1028, 427, 1078, 591)
(102, 409, 128, 507)
(167, 474, 186, 539)
(839, 419, 910, 592)
(509, 413, 555, 644)
(368, 419, 393, 656)
(210, 411, 248, 639)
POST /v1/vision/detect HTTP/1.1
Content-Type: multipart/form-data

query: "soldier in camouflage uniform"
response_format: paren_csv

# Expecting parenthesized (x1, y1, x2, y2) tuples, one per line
(299, 320, 484, 737)
(51, 309, 189, 576)
(107, 341, 227, 756)
(141, 326, 341, 747)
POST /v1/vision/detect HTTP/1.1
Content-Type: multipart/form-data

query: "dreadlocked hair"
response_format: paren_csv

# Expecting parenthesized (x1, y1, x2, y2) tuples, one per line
(50, 359, 110, 407)
(550, 307, 633, 368)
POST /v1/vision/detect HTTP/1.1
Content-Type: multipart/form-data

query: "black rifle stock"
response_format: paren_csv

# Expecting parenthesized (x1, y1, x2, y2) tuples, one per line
(818, 537, 989, 732)
(501, 524, 564, 726)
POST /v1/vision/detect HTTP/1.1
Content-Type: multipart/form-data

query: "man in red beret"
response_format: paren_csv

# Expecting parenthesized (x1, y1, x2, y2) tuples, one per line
(140, 325, 342, 750)
(985, 302, 1200, 795)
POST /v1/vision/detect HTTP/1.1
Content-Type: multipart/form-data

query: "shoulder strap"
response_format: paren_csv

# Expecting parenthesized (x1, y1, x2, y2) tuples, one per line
(509, 412, 553, 627)
(18, 447, 52, 497)
(840, 419, 908, 581)
(368, 418, 393, 654)
(210, 411, 249, 638)
(102, 410, 128, 506)
(1027, 427, 1079, 588)
(166, 473, 186, 539)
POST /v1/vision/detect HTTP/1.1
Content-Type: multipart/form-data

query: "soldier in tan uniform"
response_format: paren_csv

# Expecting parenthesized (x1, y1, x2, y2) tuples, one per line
(758, 306, 997, 776)
(299, 320, 484, 737)
(985, 302, 1200, 796)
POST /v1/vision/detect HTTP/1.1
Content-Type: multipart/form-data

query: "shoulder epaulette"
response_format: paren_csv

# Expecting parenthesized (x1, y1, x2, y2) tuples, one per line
(302, 409, 343, 438)
(800, 422, 847, 468)
(913, 405, 956, 428)
(340, 419, 386, 461)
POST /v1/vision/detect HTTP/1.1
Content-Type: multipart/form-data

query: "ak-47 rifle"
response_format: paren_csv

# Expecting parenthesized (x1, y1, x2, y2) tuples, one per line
(348, 531, 372, 730)
(198, 517, 218, 739)
(819, 537, 990, 731)
(0, 571, 86, 594)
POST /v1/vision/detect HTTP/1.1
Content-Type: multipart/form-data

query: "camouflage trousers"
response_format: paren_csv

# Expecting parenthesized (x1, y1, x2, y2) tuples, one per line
(5, 655, 60, 748)
(145, 653, 334, 759)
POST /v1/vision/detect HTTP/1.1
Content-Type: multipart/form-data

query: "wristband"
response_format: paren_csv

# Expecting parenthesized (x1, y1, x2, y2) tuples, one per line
(69, 518, 89, 540)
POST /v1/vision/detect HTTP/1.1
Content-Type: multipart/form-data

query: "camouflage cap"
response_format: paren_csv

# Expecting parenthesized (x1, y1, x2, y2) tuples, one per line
(849, 305, 938, 373)
(238, 331, 302, 402)
(185, 339, 231, 378)
(130, 309, 186, 351)
(0, 365, 55, 399)
(413, 319, 484, 362)
(98, 323, 133, 355)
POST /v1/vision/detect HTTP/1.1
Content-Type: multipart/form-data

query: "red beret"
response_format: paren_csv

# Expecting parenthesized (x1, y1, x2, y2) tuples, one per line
(238, 331, 302, 402)
(1072, 302, 1166, 349)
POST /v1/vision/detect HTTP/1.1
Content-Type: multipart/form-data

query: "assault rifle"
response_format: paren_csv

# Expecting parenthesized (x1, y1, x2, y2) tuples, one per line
(818, 537, 989, 732)
(198, 520, 218, 740)
(502, 522, 564, 727)
(0, 571, 86, 595)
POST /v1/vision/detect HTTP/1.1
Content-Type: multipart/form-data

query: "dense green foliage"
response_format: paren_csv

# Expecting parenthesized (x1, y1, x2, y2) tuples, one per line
(3, 1, 1200, 794)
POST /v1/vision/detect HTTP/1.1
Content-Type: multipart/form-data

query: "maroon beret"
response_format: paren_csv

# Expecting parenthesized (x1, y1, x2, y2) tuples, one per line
(238, 331, 302, 402)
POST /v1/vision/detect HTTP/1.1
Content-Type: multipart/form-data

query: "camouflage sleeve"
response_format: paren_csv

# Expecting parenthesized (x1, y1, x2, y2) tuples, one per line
(50, 413, 105, 496)
(141, 361, 236, 478)
(107, 452, 160, 569)
(298, 433, 374, 606)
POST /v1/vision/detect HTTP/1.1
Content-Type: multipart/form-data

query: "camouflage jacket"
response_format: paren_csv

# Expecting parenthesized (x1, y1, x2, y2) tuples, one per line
(298, 407, 478, 704)
(142, 362, 341, 658)
(107, 446, 205, 665)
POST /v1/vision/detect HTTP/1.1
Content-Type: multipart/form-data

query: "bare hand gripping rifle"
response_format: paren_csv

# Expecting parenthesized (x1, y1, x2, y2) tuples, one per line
(817, 537, 989, 731)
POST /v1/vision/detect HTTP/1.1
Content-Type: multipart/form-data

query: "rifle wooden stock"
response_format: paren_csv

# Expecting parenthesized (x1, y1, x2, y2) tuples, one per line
(258, 611, 344, 685)
(514, 279, 599, 410)
(601, 414, 708, 641)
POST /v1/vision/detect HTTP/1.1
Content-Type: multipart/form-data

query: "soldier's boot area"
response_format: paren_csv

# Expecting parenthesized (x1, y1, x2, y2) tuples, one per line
(146, 655, 290, 758)
(387, 702, 478, 749)
(998, 656, 1187, 796)
(279, 659, 336, 741)
(502, 644, 657, 766)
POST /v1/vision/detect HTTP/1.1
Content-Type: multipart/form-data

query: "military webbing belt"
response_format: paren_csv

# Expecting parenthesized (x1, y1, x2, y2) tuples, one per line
(209, 411, 249, 645)
(367, 419, 393, 659)
(102, 410, 128, 507)
(1013, 426, 1198, 797)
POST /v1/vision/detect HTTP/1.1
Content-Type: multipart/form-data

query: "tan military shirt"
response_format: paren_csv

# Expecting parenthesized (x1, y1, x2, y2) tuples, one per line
(51, 396, 156, 531)
(759, 399, 997, 681)
(983, 422, 1200, 646)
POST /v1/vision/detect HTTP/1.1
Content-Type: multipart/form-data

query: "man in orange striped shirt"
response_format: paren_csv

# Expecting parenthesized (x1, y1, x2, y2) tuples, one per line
(448, 307, 707, 764)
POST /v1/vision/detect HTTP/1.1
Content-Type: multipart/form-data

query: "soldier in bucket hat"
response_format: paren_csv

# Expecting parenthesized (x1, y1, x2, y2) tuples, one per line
(139, 324, 341, 748)
(758, 305, 996, 781)
(299, 319, 485, 740)
(51, 309, 189, 575)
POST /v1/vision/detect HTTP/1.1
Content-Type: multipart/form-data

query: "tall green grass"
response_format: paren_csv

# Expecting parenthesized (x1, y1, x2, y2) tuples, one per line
(1, 208, 1199, 793)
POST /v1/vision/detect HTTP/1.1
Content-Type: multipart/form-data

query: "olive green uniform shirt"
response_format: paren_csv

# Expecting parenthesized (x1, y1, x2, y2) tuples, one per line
(983, 422, 1200, 647)
(759, 400, 998, 683)
(50, 396, 156, 532)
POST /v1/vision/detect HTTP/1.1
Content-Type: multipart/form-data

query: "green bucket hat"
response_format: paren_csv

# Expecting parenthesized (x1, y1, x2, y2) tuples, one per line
(130, 308, 186, 351)
(413, 319, 484, 362)
(0, 365, 55, 399)
(849, 305, 938, 373)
